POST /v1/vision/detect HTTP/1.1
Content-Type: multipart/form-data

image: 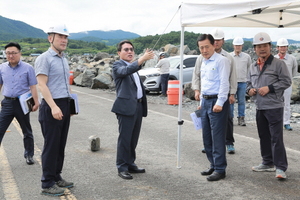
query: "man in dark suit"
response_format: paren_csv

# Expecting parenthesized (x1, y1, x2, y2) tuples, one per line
(111, 40, 154, 180)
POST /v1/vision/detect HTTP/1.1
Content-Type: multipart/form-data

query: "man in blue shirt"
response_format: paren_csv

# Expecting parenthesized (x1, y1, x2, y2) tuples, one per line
(197, 34, 230, 181)
(0, 42, 39, 165)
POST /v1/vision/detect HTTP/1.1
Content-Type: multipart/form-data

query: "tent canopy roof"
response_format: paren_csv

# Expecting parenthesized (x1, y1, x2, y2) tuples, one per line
(180, 0, 300, 28)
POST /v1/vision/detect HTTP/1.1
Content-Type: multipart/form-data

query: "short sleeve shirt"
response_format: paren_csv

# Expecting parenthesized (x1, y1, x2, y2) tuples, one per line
(34, 48, 71, 99)
(0, 60, 37, 97)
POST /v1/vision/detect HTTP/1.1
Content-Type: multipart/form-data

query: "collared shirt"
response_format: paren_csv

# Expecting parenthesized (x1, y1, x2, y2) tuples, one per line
(200, 52, 230, 106)
(0, 60, 37, 97)
(192, 49, 236, 95)
(123, 60, 143, 99)
(155, 58, 170, 74)
(247, 55, 291, 110)
(35, 48, 71, 99)
(219, 49, 237, 94)
(230, 51, 252, 82)
(274, 53, 298, 79)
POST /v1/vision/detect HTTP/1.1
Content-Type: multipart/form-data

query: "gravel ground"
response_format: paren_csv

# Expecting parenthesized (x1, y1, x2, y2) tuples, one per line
(145, 92, 300, 132)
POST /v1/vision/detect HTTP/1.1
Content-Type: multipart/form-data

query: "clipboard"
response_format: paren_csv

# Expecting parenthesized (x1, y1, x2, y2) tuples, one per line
(70, 93, 79, 114)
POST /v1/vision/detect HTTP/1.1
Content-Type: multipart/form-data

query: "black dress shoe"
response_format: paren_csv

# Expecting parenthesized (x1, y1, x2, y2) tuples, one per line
(128, 167, 145, 173)
(118, 171, 133, 180)
(207, 171, 226, 181)
(201, 168, 214, 176)
(26, 156, 34, 165)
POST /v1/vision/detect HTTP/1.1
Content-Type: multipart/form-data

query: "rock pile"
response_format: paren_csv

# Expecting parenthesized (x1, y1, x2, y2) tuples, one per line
(2, 43, 300, 101)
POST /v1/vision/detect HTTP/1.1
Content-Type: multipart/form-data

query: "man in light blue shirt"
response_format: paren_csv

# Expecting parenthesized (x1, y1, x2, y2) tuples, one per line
(197, 34, 230, 181)
(0, 42, 39, 165)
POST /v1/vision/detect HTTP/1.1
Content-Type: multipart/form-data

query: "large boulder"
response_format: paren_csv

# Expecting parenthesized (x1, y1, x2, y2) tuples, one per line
(94, 52, 110, 61)
(164, 44, 179, 56)
(183, 83, 195, 100)
(91, 72, 114, 89)
(292, 51, 300, 72)
(73, 68, 97, 87)
(291, 75, 300, 101)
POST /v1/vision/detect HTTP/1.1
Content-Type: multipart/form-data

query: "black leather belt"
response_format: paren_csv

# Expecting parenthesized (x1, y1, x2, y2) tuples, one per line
(137, 98, 143, 103)
(203, 95, 218, 99)
(5, 96, 18, 100)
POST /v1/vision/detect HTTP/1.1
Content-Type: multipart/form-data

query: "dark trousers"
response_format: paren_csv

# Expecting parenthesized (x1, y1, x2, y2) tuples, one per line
(256, 108, 288, 171)
(200, 98, 229, 173)
(160, 74, 169, 95)
(0, 98, 34, 158)
(116, 102, 143, 172)
(226, 107, 234, 145)
(39, 99, 71, 188)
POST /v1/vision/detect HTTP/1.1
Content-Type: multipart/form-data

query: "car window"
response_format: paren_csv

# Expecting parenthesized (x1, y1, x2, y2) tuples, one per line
(169, 57, 180, 69)
(183, 57, 197, 68)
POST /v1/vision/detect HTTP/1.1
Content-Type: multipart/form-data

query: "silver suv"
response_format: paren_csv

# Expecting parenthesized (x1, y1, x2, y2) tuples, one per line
(139, 55, 198, 92)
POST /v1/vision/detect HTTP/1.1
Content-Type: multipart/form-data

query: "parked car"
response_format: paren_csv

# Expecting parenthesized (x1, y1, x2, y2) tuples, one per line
(139, 55, 198, 93)
(0, 50, 6, 60)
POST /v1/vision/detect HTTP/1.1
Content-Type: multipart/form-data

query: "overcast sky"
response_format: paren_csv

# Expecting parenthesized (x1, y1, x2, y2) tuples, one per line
(1, 0, 300, 42)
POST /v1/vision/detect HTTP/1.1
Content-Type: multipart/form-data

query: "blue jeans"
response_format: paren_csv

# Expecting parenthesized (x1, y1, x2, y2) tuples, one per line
(160, 74, 169, 95)
(200, 98, 229, 173)
(230, 82, 246, 118)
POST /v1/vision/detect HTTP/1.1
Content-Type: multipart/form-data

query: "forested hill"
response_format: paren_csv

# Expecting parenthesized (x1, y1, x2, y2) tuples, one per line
(0, 16, 47, 40)
(130, 31, 254, 54)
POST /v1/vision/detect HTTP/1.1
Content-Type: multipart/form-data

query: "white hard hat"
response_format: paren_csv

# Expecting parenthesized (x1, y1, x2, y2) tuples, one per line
(253, 32, 271, 45)
(210, 28, 224, 40)
(277, 38, 289, 46)
(47, 24, 69, 36)
(232, 37, 244, 45)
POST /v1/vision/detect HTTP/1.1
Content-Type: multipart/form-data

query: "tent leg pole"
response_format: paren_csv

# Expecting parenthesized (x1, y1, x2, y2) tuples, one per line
(177, 26, 185, 169)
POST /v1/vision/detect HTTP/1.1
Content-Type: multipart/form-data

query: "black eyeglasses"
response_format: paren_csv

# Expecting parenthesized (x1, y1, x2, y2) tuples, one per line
(123, 48, 134, 52)
(5, 51, 20, 56)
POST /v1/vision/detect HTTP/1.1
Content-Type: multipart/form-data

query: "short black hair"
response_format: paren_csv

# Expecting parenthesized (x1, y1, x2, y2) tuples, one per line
(117, 40, 134, 52)
(197, 34, 215, 46)
(5, 42, 21, 51)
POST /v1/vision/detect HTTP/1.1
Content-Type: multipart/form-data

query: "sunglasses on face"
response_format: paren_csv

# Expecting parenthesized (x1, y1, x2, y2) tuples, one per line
(123, 48, 134, 52)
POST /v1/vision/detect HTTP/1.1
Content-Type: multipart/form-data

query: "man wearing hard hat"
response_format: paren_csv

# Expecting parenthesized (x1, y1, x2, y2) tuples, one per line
(35, 24, 74, 196)
(230, 37, 252, 127)
(210, 28, 237, 154)
(247, 32, 291, 179)
(156, 52, 170, 97)
(274, 38, 298, 131)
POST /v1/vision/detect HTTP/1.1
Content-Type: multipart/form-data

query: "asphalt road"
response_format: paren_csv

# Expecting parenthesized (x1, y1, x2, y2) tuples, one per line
(0, 85, 300, 200)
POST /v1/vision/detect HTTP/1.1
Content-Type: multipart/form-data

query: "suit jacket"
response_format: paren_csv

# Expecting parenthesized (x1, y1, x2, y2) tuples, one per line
(111, 60, 148, 117)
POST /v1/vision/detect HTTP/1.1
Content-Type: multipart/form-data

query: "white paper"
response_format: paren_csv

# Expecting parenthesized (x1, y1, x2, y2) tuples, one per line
(18, 91, 33, 115)
(190, 112, 202, 130)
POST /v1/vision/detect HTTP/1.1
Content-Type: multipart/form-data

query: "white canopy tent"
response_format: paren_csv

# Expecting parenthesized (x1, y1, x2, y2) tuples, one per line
(176, 0, 300, 168)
